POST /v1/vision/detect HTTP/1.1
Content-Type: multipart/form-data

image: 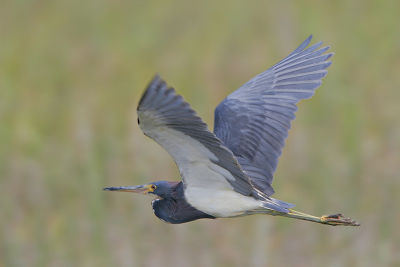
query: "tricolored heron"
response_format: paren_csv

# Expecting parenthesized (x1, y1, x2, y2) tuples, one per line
(105, 36, 359, 226)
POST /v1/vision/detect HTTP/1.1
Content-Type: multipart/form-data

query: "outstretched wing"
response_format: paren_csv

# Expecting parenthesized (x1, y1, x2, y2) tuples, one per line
(214, 35, 333, 196)
(137, 75, 255, 197)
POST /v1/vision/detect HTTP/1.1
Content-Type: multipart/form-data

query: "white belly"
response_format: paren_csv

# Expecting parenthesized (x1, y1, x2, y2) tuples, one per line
(184, 186, 263, 217)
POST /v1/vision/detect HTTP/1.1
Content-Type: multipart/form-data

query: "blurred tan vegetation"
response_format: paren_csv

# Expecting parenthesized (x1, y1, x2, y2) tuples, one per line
(1, 0, 399, 266)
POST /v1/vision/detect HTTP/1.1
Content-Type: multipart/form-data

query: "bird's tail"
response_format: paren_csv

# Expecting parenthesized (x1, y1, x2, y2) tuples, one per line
(261, 197, 295, 213)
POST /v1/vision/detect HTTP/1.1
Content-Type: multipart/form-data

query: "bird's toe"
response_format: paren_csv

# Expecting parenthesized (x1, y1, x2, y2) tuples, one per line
(321, 213, 360, 226)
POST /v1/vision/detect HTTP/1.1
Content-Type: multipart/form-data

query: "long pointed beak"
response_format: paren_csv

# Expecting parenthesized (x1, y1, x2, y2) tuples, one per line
(103, 184, 154, 194)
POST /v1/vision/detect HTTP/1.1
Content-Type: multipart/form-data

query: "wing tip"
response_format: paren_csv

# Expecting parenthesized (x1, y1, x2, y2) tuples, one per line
(148, 73, 163, 89)
(295, 34, 313, 53)
(138, 74, 168, 109)
(306, 34, 313, 43)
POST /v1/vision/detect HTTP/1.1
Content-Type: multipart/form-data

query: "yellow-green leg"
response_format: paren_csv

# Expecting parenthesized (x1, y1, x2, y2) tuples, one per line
(279, 209, 360, 226)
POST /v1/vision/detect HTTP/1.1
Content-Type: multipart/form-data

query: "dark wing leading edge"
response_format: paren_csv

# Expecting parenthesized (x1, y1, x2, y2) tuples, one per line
(137, 75, 255, 197)
(214, 35, 333, 196)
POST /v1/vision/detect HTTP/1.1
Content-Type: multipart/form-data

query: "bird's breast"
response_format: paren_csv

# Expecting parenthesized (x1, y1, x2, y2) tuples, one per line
(184, 186, 262, 218)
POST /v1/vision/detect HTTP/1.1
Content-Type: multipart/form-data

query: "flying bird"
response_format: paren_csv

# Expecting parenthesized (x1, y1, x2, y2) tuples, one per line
(105, 35, 359, 226)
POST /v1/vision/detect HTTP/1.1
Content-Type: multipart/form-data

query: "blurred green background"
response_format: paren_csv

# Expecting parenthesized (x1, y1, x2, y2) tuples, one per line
(1, 0, 399, 266)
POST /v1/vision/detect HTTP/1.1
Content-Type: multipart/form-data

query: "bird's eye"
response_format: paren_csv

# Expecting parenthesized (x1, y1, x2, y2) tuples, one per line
(137, 118, 140, 124)
(151, 185, 156, 190)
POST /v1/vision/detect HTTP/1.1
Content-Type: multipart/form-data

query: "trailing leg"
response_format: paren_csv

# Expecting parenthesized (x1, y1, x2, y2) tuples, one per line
(279, 209, 360, 226)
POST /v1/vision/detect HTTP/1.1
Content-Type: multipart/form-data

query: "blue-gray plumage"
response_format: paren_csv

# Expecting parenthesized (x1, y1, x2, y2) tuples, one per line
(104, 35, 359, 226)
(214, 35, 332, 196)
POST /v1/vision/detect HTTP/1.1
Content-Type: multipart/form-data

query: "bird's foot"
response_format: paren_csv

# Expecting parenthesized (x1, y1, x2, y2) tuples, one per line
(320, 213, 360, 226)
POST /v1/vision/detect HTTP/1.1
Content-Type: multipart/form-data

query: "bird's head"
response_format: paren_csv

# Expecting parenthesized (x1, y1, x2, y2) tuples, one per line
(104, 181, 177, 199)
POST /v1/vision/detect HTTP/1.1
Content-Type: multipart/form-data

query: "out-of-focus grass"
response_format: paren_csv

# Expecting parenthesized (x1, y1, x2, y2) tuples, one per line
(1, 0, 399, 266)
